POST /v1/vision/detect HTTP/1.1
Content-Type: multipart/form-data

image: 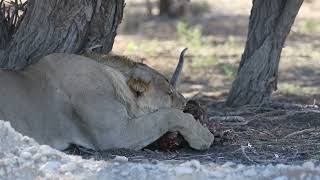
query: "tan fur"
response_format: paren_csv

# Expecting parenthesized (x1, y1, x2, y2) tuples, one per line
(127, 78, 150, 93)
(103, 54, 137, 67)
(83, 52, 138, 72)
(102, 66, 140, 117)
(0, 53, 214, 151)
(85, 52, 186, 112)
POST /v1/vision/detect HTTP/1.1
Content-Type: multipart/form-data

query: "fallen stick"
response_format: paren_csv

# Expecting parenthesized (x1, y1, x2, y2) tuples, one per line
(283, 128, 318, 139)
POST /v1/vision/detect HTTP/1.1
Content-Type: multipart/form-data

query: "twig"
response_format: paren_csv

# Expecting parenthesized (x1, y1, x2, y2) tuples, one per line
(209, 116, 246, 122)
(283, 128, 317, 139)
(175, 153, 217, 160)
(209, 116, 251, 126)
(241, 145, 257, 164)
(248, 128, 276, 138)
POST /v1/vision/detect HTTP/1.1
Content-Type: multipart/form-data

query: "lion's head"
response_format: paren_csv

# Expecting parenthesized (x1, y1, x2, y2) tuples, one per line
(127, 62, 186, 113)
(89, 49, 188, 115)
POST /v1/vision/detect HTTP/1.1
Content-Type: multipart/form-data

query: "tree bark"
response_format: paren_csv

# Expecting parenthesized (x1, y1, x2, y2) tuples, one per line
(0, 0, 124, 70)
(0, 4, 9, 49)
(226, 0, 304, 107)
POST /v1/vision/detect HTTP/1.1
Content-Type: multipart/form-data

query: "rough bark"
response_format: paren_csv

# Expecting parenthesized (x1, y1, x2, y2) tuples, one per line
(0, 22, 9, 49)
(226, 0, 304, 107)
(0, 0, 124, 70)
(0, 0, 28, 50)
(0, 2, 9, 49)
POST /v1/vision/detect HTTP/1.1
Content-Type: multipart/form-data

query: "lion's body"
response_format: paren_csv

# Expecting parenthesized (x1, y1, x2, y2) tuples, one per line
(0, 53, 213, 150)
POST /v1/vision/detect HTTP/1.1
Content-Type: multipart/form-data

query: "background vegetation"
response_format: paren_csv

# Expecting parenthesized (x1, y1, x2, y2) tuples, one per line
(113, 0, 320, 105)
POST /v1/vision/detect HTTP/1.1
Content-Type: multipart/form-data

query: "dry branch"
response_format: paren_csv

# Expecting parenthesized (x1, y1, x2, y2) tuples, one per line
(283, 128, 318, 139)
(209, 116, 246, 122)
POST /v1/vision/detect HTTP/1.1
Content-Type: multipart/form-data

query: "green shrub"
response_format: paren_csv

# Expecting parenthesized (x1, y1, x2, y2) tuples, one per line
(217, 63, 238, 78)
(176, 21, 203, 50)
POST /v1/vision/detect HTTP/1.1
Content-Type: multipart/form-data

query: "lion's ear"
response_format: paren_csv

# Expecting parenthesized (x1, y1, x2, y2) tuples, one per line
(127, 77, 150, 95)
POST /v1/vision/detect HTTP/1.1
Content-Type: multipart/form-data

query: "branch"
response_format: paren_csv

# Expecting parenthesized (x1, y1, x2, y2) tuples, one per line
(283, 128, 318, 139)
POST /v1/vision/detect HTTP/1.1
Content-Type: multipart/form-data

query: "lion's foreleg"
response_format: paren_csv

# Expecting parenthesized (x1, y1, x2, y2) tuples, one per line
(122, 109, 214, 150)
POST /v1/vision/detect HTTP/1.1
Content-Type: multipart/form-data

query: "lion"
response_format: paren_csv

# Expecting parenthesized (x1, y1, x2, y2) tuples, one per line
(0, 50, 214, 151)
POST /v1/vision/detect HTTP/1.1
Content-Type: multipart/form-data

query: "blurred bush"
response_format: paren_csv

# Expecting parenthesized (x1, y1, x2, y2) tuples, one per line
(176, 21, 203, 50)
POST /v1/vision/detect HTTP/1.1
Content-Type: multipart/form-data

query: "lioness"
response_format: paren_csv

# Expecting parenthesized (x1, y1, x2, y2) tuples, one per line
(0, 50, 214, 151)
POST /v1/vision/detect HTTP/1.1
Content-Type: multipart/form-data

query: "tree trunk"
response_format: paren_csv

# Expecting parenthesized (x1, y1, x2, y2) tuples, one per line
(146, 0, 153, 16)
(159, 0, 188, 17)
(0, 0, 124, 70)
(159, 0, 170, 15)
(0, 4, 9, 49)
(226, 0, 303, 107)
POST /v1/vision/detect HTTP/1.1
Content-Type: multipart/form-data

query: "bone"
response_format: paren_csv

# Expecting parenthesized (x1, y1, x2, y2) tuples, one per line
(170, 48, 188, 87)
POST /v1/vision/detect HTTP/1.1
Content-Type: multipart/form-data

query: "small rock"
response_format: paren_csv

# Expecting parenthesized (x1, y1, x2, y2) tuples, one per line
(20, 151, 32, 159)
(120, 170, 130, 176)
(273, 176, 288, 180)
(181, 160, 202, 171)
(243, 169, 257, 177)
(221, 162, 235, 168)
(0, 168, 4, 176)
(212, 171, 225, 178)
(174, 166, 194, 175)
(302, 161, 315, 169)
(39, 161, 61, 173)
(60, 163, 77, 172)
(41, 156, 47, 162)
(113, 155, 128, 162)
